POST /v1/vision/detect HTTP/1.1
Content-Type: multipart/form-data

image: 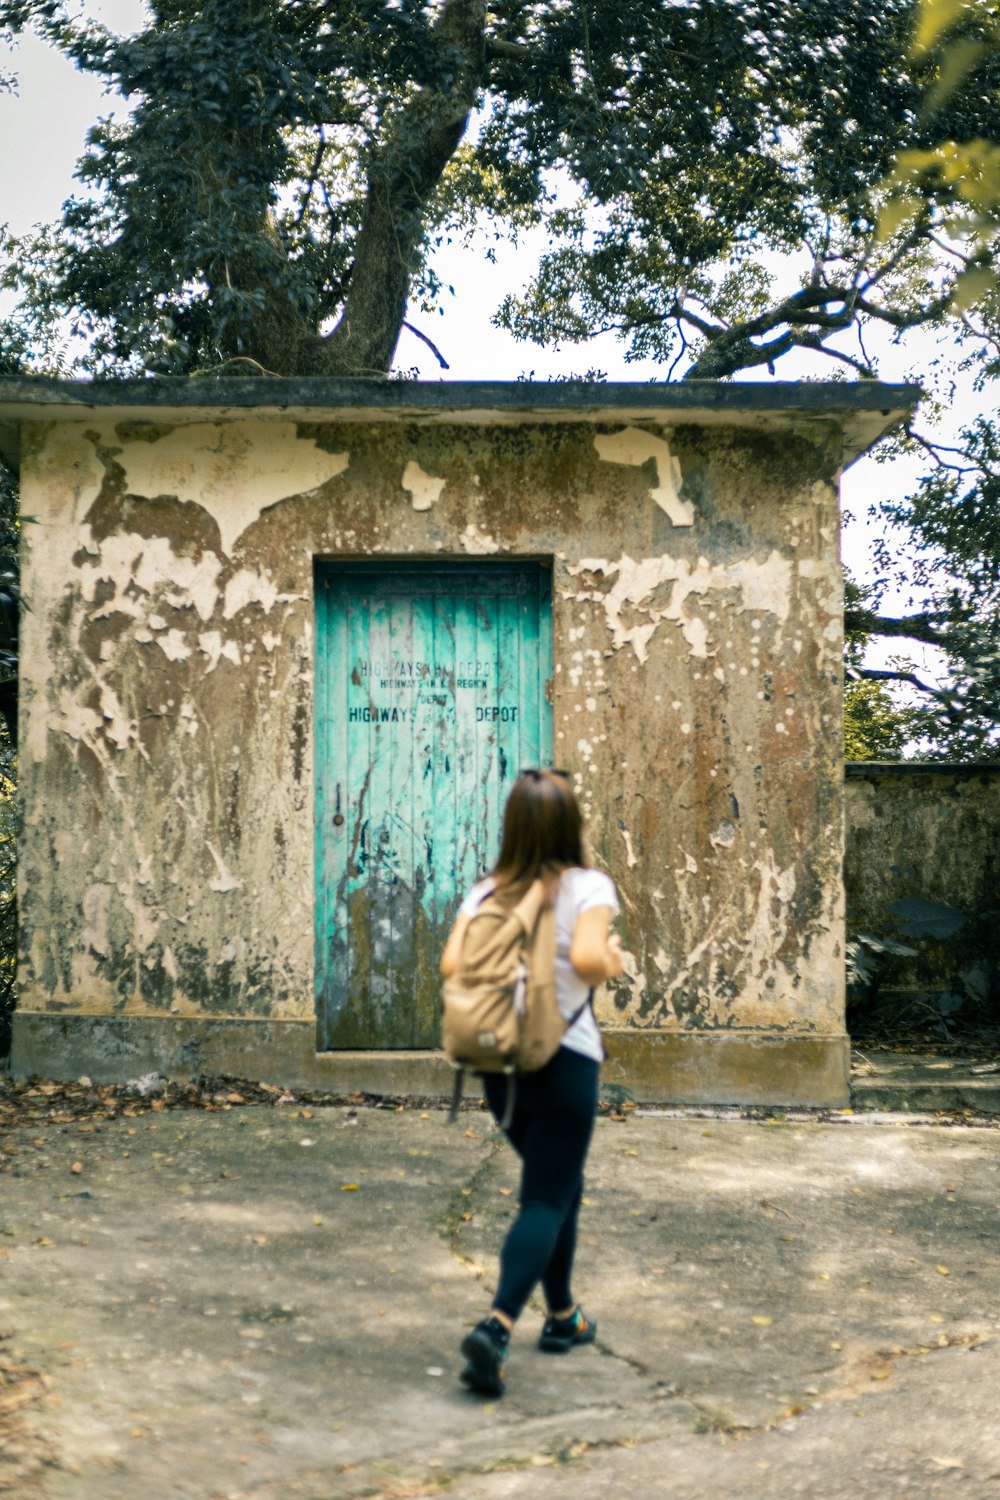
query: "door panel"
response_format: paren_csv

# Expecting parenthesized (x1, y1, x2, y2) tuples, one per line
(315, 561, 552, 1049)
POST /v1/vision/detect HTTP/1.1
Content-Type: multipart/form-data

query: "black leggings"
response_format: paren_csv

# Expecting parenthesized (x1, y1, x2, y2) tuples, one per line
(482, 1047, 599, 1323)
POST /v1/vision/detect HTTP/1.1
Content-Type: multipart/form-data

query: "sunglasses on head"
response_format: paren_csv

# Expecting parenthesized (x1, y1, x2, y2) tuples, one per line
(518, 768, 572, 780)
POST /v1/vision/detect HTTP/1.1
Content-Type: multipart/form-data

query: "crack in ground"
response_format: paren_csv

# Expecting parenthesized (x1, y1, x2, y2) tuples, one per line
(435, 1131, 506, 1269)
(218, 1334, 1000, 1500)
(811, 1328, 993, 1410)
(219, 1408, 684, 1500)
(354, 1433, 665, 1499)
(194, 1303, 996, 1500)
(592, 1334, 655, 1380)
(680, 1330, 997, 1441)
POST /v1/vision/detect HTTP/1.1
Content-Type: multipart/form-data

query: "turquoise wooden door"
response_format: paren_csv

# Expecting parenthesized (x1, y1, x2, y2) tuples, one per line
(315, 561, 553, 1049)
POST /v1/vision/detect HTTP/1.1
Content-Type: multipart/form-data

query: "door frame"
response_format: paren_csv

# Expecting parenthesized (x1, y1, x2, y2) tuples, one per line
(312, 555, 554, 1050)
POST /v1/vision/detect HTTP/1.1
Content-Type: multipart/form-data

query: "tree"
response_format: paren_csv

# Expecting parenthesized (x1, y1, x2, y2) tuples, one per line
(0, 0, 998, 758)
(843, 677, 918, 759)
(843, 578, 923, 759)
(832, 0, 1000, 757)
(881, 0, 1000, 306)
(844, 400, 1000, 760)
(1, 0, 997, 383)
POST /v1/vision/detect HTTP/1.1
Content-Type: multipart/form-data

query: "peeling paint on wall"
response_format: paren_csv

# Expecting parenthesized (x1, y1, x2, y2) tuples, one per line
(17, 411, 845, 1069)
(594, 427, 694, 526)
(198, 631, 242, 673)
(206, 842, 242, 893)
(563, 551, 794, 664)
(620, 827, 639, 868)
(83, 536, 224, 624)
(118, 420, 349, 555)
(460, 522, 501, 555)
(401, 460, 446, 511)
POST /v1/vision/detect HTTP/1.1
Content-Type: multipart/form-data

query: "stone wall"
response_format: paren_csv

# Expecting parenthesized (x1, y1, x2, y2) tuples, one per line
(844, 763, 1000, 1023)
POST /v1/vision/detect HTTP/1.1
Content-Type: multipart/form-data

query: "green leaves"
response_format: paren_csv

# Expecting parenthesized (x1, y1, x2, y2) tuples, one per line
(0, 0, 459, 374)
(912, 0, 977, 57)
(877, 0, 1000, 314)
(844, 677, 923, 761)
(0, 0, 997, 384)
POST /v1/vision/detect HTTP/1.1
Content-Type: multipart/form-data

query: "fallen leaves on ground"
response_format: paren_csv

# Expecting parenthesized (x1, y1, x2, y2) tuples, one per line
(0, 1340, 55, 1495)
(0, 1076, 471, 1162)
(850, 1021, 1000, 1061)
(4, 1051, 998, 1157)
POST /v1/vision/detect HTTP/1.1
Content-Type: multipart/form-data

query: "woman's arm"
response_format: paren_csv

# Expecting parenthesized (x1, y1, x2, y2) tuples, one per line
(440, 912, 472, 979)
(569, 905, 624, 985)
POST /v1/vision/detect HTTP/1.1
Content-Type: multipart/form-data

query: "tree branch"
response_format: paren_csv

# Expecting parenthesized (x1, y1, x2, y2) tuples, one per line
(844, 607, 958, 648)
(856, 223, 929, 298)
(666, 319, 690, 381)
(904, 424, 979, 474)
(307, 0, 488, 375)
(294, 129, 328, 232)
(855, 289, 953, 330)
(677, 282, 862, 379)
(959, 309, 1000, 360)
(486, 36, 532, 60)
(927, 232, 975, 266)
(851, 672, 959, 711)
(682, 319, 795, 379)
(401, 318, 450, 368)
(787, 330, 874, 377)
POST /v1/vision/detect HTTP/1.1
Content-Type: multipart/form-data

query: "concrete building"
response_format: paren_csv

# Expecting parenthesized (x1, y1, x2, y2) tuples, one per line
(0, 378, 917, 1104)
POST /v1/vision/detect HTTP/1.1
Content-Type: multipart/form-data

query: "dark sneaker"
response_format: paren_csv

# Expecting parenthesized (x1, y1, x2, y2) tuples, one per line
(460, 1316, 510, 1396)
(538, 1306, 597, 1353)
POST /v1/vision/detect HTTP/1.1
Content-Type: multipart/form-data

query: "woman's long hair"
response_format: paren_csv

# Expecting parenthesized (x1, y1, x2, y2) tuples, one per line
(491, 770, 586, 890)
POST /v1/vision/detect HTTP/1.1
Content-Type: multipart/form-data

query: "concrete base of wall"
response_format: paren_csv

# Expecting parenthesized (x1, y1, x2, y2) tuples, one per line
(11, 1013, 851, 1108)
(9, 1014, 478, 1098)
(602, 1029, 851, 1107)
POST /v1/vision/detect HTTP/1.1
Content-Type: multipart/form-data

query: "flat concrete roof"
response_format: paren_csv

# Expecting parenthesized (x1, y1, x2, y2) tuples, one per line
(0, 375, 920, 472)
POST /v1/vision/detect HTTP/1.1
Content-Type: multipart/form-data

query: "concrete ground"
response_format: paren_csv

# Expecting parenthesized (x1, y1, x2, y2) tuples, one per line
(2, 1093, 1000, 1500)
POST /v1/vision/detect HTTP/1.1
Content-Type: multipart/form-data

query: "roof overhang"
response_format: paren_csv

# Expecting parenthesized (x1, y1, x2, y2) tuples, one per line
(0, 375, 920, 476)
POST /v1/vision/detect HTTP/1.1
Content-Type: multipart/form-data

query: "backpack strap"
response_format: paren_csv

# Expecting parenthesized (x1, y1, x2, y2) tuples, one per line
(447, 1064, 465, 1125)
(448, 1063, 517, 1127)
(498, 1071, 516, 1131)
(565, 987, 595, 1031)
(510, 878, 547, 935)
(470, 880, 497, 914)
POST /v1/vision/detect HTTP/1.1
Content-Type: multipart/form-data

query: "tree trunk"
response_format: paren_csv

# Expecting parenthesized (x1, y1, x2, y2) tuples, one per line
(246, 0, 487, 377)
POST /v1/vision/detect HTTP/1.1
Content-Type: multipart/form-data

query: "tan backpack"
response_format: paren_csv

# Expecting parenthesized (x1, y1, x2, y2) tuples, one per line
(442, 879, 587, 1123)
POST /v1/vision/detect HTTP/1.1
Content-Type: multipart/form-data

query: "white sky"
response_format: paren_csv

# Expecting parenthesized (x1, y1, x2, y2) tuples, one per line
(1, 1, 993, 690)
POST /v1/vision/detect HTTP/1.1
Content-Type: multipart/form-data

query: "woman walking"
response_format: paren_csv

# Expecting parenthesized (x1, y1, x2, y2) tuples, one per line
(440, 769, 624, 1397)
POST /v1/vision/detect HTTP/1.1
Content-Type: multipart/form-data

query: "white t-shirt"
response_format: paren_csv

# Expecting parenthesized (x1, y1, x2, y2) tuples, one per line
(459, 866, 618, 1064)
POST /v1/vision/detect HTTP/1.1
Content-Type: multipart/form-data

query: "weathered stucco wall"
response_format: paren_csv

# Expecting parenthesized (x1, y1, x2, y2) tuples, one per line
(15, 407, 848, 1101)
(845, 763, 1000, 1013)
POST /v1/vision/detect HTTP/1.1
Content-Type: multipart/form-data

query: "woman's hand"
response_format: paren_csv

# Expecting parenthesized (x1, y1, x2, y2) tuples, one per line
(604, 931, 625, 980)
